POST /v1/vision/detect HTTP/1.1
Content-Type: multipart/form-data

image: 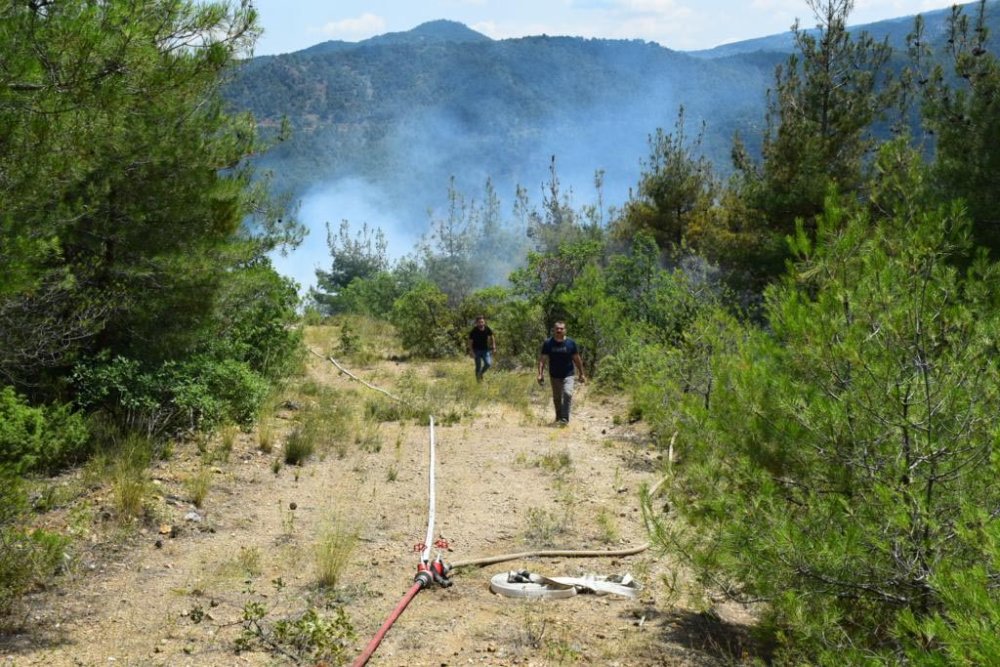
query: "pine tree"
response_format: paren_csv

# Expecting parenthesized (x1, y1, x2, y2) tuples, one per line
(0, 1, 300, 407)
(655, 140, 1000, 661)
(916, 0, 1000, 256)
(742, 0, 894, 245)
(617, 107, 717, 251)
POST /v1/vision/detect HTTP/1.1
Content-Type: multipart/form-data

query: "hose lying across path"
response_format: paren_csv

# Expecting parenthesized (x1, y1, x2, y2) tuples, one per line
(351, 415, 439, 667)
(307, 348, 408, 405)
(308, 348, 666, 666)
(450, 543, 652, 569)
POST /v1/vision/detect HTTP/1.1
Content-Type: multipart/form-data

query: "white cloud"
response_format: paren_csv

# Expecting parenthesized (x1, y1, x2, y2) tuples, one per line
(314, 13, 387, 40)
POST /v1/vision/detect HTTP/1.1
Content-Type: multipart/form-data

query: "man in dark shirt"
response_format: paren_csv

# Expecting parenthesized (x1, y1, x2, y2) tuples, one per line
(537, 321, 585, 424)
(468, 315, 496, 382)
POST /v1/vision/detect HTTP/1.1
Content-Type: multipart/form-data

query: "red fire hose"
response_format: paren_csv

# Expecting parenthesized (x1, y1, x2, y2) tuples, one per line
(350, 578, 426, 667)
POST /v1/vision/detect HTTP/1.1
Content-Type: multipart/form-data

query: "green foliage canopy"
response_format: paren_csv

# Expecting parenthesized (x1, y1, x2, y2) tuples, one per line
(0, 0, 301, 418)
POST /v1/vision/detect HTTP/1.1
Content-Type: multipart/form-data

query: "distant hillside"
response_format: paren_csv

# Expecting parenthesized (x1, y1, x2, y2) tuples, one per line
(689, 0, 997, 58)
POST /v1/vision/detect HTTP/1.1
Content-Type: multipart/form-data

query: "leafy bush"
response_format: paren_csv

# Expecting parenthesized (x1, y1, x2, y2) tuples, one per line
(596, 338, 669, 391)
(73, 353, 270, 436)
(335, 271, 403, 318)
(184, 356, 270, 429)
(557, 264, 630, 376)
(236, 580, 356, 663)
(210, 264, 303, 381)
(0, 386, 89, 475)
(390, 280, 458, 358)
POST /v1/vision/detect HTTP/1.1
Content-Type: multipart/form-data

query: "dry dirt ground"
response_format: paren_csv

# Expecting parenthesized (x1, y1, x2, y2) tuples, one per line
(1, 335, 759, 666)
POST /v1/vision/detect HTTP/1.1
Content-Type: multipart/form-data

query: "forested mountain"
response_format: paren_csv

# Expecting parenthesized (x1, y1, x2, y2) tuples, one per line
(225, 20, 776, 222)
(224, 3, 996, 221)
(230, 21, 768, 211)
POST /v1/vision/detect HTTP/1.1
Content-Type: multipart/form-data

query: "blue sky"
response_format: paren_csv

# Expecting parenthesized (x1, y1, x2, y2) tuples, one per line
(250, 0, 961, 56)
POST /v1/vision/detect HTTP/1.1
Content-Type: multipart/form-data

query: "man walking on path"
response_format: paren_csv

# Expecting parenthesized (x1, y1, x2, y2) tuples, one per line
(468, 315, 496, 382)
(537, 321, 585, 424)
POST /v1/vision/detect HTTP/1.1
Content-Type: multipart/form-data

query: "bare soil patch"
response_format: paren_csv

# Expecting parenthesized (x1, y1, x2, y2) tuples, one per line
(1, 345, 758, 666)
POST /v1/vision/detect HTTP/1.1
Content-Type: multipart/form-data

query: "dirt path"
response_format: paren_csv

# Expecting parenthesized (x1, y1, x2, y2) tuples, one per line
(2, 348, 756, 666)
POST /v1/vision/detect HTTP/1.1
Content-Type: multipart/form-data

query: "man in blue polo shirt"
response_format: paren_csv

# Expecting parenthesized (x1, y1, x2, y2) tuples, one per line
(537, 321, 586, 425)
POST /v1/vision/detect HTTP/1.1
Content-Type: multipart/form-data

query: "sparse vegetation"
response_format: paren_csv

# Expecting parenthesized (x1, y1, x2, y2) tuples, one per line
(595, 507, 619, 544)
(314, 518, 359, 588)
(111, 463, 148, 525)
(523, 506, 571, 547)
(536, 449, 573, 477)
(235, 579, 356, 664)
(0, 476, 70, 619)
(283, 426, 315, 466)
(185, 467, 213, 508)
(236, 546, 263, 578)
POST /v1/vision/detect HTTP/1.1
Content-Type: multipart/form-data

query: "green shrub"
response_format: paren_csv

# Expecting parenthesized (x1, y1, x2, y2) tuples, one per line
(596, 337, 667, 390)
(72, 353, 270, 436)
(188, 356, 270, 429)
(0, 474, 70, 618)
(0, 386, 89, 475)
(236, 591, 356, 665)
(654, 193, 1000, 661)
(210, 264, 303, 381)
(896, 528, 1000, 665)
(337, 271, 403, 318)
(390, 281, 458, 358)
